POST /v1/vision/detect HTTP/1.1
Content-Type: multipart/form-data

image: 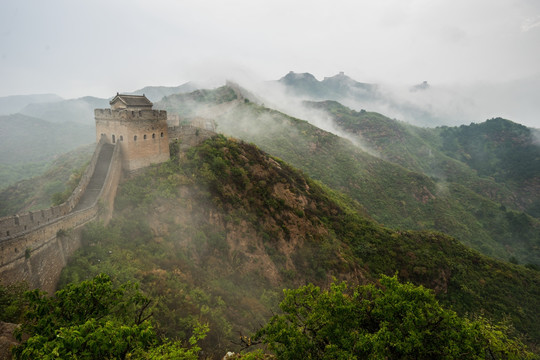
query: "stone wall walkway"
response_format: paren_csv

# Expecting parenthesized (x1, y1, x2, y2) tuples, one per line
(72, 143, 114, 212)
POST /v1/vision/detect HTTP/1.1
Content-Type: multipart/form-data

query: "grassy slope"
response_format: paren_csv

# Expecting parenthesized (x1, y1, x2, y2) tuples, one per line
(157, 88, 540, 266)
(60, 136, 539, 357)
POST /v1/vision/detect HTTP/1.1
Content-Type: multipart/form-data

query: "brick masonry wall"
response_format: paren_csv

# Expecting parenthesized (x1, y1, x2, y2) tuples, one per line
(95, 109, 170, 172)
(0, 125, 211, 293)
(168, 125, 216, 152)
(0, 142, 122, 293)
(0, 140, 104, 240)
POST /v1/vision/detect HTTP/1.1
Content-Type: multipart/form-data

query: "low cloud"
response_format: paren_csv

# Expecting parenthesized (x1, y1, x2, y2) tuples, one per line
(521, 16, 540, 32)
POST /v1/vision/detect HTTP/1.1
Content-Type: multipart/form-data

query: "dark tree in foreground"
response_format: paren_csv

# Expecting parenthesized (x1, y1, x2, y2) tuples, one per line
(251, 275, 536, 360)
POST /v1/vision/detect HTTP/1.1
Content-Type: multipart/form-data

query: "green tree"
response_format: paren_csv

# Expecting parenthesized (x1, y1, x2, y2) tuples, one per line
(254, 275, 535, 359)
(0, 281, 28, 323)
(12, 274, 206, 360)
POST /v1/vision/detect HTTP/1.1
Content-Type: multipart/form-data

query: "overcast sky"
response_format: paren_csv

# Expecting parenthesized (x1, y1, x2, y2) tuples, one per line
(1, 0, 539, 99)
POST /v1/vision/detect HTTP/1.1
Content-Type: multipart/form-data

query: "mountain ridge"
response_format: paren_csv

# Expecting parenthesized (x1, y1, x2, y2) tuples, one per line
(157, 85, 540, 266)
(0, 93, 63, 115)
(2, 82, 539, 356)
(278, 71, 377, 100)
(124, 82, 199, 102)
(57, 135, 540, 356)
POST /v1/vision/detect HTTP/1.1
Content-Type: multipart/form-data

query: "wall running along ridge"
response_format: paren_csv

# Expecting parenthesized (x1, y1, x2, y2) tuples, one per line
(168, 125, 216, 153)
(0, 140, 105, 238)
(0, 140, 122, 293)
(0, 113, 215, 293)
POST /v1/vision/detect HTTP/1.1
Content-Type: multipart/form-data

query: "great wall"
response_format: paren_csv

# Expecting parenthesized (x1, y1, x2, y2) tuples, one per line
(0, 94, 215, 293)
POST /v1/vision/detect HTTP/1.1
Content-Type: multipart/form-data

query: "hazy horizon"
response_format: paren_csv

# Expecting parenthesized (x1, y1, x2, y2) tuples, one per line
(1, 0, 539, 127)
(2, 0, 539, 95)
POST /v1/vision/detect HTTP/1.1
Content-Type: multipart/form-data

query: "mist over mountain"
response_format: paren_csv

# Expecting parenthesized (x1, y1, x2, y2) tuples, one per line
(125, 82, 200, 102)
(0, 94, 63, 116)
(305, 101, 540, 217)
(19, 96, 109, 125)
(0, 144, 94, 216)
(269, 71, 452, 127)
(157, 85, 540, 267)
(462, 73, 540, 128)
(278, 71, 377, 100)
(53, 136, 539, 357)
(270, 71, 540, 128)
(10, 83, 202, 126)
(2, 78, 540, 357)
(0, 113, 94, 189)
(0, 84, 203, 187)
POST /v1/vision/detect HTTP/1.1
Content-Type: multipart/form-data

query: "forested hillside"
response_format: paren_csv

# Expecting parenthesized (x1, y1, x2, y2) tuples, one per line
(438, 118, 540, 217)
(157, 87, 540, 266)
(2, 83, 539, 358)
(308, 101, 540, 218)
(51, 136, 539, 357)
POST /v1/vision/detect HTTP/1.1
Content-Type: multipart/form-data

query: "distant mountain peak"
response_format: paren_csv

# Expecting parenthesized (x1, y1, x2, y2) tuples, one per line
(280, 71, 319, 83)
(322, 72, 358, 86)
(0, 93, 64, 116)
(410, 81, 430, 92)
(126, 82, 198, 102)
(278, 71, 376, 99)
(323, 71, 348, 80)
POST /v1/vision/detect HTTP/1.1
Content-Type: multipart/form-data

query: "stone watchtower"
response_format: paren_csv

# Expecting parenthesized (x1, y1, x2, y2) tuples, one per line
(94, 94, 170, 172)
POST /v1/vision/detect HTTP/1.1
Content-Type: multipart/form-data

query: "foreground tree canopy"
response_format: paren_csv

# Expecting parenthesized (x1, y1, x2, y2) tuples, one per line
(251, 275, 536, 360)
(10, 274, 207, 360)
(4, 274, 535, 359)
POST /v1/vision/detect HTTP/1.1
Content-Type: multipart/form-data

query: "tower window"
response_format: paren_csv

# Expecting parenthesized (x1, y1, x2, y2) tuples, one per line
(134, 135, 137, 141)
(112, 135, 116, 143)
(144, 134, 147, 140)
(161, 132, 164, 137)
(152, 133, 155, 139)
(119, 135, 123, 141)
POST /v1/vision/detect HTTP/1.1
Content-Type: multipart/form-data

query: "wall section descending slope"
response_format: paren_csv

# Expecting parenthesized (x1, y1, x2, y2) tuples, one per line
(0, 140, 105, 237)
(0, 141, 122, 293)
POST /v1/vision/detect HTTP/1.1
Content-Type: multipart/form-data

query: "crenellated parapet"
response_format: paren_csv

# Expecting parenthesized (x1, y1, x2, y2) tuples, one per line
(0, 139, 105, 240)
(0, 93, 206, 293)
(95, 94, 170, 172)
(0, 140, 122, 293)
(94, 108, 167, 121)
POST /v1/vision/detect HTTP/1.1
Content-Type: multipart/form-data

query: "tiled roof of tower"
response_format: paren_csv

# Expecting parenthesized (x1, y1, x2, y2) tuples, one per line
(110, 93, 153, 108)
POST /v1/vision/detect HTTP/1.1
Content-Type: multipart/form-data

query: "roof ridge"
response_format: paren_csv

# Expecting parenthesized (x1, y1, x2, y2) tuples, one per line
(110, 93, 153, 107)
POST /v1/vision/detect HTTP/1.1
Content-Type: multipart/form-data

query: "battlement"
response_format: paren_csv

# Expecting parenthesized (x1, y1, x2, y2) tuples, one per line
(95, 94, 170, 172)
(0, 141, 122, 293)
(0, 140, 106, 240)
(94, 108, 167, 121)
(0, 93, 175, 292)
